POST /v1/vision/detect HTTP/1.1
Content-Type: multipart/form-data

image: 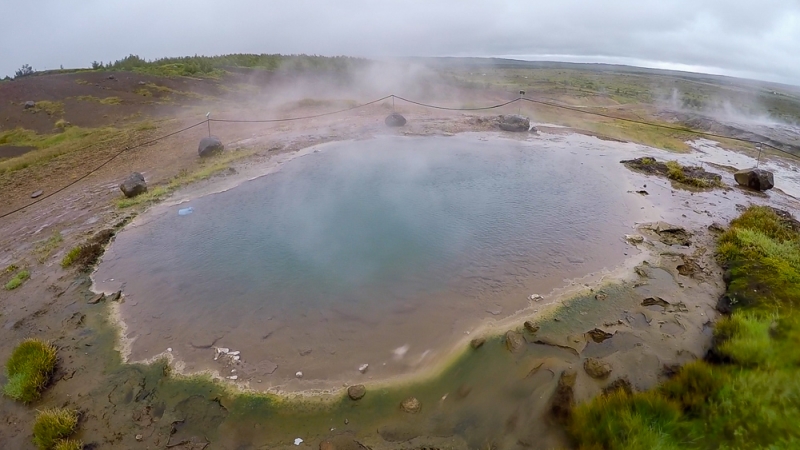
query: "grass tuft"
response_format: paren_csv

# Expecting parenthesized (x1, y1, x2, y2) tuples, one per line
(34, 231, 63, 263)
(4, 269, 30, 290)
(32, 408, 78, 450)
(53, 439, 83, 450)
(3, 339, 57, 403)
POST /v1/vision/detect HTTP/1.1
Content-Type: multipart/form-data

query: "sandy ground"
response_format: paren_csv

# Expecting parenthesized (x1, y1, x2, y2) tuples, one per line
(2, 77, 800, 448)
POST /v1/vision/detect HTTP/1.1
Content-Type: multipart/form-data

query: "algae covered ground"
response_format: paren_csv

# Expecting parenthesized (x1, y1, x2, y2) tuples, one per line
(569, 206, 800, 449)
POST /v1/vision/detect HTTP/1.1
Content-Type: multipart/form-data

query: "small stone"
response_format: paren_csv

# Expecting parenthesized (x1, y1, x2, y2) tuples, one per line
(294, 438, 304, 446)
(400, 397, 421, 413)
(344, 418, 349, 425)
(584, 358, 613, 379)
(587, 328, 614, 343)
(523, 321, 540, 333)
(358, 363, 369, 374)
(347, 384, 366, 401)
(24, 101, 36, 109)
(30, 190, 43, 199)
(625, 234, 644, 244)
(295, 371, 303, 379)
(595, 292, 608, 301)
(227, 375, 238, 380)
(135, 434, 143, 441)
(87, 293, 105, 304)
(167, 347, 172, 352)
(529, 294, 544, 302)
(470, 337, 486, 349)
(505, 330, 525, 353)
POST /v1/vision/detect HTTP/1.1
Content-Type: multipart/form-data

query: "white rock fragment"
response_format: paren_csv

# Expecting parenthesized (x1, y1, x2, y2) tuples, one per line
(229, 351, 240, 356)
(295, 371, 303, 378)
(233, 355, 240, 361)
(626, 234, 645, 244)
(167, 348, 172, 352)
(294, 438, 304, 446)
(392, 345, 409, 359)
(227, 375, 238, 380)
(529, 294, 544, 302)
(358, 364, 369, 374)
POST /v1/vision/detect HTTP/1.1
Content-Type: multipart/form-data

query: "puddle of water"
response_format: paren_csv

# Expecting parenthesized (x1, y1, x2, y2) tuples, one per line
(94, 134, 655, 390)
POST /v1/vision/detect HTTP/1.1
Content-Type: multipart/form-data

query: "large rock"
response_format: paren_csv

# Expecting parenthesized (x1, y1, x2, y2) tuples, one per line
(119, 172, 147, 198)
(198, 136, 224, 157)
(584, 358, 613, 379)
(385, 112, 407, 127)
(498, 114, 530, 132)
(734, 168, 774, 191)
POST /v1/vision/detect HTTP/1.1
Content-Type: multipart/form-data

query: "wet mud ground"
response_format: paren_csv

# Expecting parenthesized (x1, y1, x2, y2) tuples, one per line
(2, 110, 800, 448)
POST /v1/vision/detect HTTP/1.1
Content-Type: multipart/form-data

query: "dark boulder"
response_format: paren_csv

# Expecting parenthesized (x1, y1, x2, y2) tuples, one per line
(734, 168, 774, 191)
(198, 136, 224, 157)
(385, 112, 407, 127)
(347, 384, 366, 401)
(119, 172, 147, 198)
(498, 114, 530, 132)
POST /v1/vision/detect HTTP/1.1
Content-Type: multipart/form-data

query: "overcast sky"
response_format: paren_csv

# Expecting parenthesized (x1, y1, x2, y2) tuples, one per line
(2, 0, 799, 85)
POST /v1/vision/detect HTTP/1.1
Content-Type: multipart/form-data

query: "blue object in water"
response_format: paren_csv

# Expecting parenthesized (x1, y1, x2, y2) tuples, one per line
(178, 207, 194, 216)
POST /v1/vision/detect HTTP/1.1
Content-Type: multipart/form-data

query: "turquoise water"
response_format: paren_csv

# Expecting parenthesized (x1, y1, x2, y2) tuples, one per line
(95, 135, 647, 386)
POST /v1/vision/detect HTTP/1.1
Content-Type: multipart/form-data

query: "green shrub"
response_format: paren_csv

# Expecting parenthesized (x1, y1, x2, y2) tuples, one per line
(32, 408, 78, 450)
(3, 339, 57, 403)
(4, 269, 30, 290)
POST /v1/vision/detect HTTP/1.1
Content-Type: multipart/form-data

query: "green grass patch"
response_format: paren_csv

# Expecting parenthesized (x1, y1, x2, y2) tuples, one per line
(32, 408, 78, 450)
(74, 95, 122, 105)
(3, 339, 57, 403)
(4, 269, 30, 290)
(60, 247, 81, 269)
(34, 231, 63, 263)
(29, 101, 64, 116)
(53, 439, 83, 450)
(569, 206, 800, 449)
(116, 150, 256, 208)
(0, 126, 134, 174)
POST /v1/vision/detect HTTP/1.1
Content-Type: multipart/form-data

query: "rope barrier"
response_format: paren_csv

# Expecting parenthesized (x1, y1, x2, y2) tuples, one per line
(0, 120, 207, 219)
(2, 92, 798, 220)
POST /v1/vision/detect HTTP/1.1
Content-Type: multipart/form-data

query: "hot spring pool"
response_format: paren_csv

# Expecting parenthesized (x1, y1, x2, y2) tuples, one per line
(94, 134, 654, 389)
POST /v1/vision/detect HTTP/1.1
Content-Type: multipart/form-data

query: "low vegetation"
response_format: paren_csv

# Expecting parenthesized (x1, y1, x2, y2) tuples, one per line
(95, 53, 367, 78)
(4, 269, 30, 290)
(60, 229, 115, 271)
(0, 125, 137, 174)
(34, 231, 64, 263)
(28, 101, 65, 117)
(3, 339, 57, 403)
(569, 206, 800, 449)
(32, 408, 79, 450)
(116, 149, 256, 208)
(53, 439, 83, 450)
(621, 157, 723, 188)
(74, 95, 122, 105)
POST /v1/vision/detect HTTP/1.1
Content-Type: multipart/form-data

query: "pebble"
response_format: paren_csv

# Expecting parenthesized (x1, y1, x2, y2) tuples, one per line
(358, 364, 369, 373)
(135, 434, 143, 441)
(296, 371, 303, 378)
(294, 438, 303, 446)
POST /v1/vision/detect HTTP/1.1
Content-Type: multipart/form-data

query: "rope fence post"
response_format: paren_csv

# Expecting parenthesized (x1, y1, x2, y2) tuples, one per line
(206, 112, 211, 137)
(756, 143, 763, 168)
(518, 90, 525, 115)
